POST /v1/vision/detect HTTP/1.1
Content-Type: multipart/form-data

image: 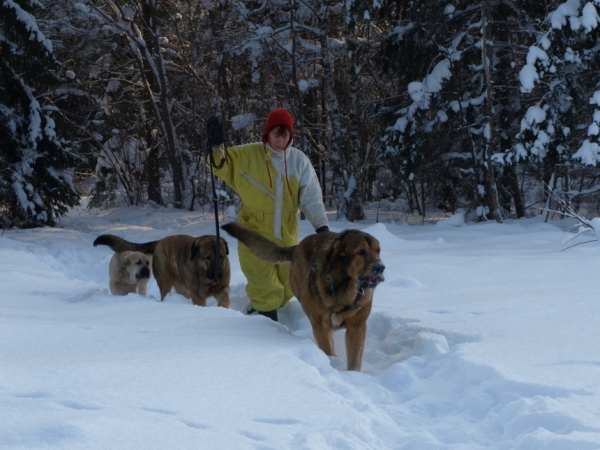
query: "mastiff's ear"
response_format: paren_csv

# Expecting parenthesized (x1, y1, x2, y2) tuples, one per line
(190, 239, 202, 261)
(220, 237, 229, 255)
(328, 231, 350, 260)
(325, 232, 351, 275)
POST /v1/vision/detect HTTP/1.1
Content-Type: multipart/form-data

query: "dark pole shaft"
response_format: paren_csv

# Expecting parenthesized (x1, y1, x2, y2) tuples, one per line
(207, 116, 227, 283)
(208, 149, 221, 282)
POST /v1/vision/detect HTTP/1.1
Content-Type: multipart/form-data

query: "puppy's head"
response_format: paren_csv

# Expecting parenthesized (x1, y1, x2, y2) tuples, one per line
(329, 230, 385, 289)
(122, 251, 152, 282)
(190, 236, 229, 280)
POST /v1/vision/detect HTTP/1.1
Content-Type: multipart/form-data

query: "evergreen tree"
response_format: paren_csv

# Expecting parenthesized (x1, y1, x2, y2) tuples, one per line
(0, 0, 79, 228)
(514, 1, 600, 174)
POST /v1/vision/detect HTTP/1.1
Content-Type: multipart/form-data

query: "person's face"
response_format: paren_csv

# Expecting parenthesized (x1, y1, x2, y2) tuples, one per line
(267, 127, 291, 152)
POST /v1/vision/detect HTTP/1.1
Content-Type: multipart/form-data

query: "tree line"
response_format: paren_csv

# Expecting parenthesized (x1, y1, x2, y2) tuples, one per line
(2, 0, 600, 228)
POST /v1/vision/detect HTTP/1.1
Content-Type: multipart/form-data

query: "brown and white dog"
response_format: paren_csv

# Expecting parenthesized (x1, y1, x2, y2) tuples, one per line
(221, 223, 385, 371)
(94, 234, 230, 307)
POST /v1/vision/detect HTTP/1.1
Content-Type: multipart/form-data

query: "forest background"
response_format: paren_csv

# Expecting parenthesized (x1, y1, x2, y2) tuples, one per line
(3, 0, 600, 228)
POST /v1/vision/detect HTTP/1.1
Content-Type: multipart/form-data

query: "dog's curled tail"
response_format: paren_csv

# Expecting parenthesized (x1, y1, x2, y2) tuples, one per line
(93, 234, 158, 254)
(221, 223, 294, 264)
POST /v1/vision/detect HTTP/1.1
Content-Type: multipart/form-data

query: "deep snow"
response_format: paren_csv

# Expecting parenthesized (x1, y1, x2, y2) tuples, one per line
(1, 204, 600, 449)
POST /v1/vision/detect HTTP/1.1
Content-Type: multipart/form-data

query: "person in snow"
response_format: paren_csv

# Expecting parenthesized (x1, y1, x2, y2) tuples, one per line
(207, 108, 329, 322)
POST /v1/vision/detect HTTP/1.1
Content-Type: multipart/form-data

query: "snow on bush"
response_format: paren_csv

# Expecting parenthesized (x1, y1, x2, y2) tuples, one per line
(519, 46, 549, 93)
(516, 1, 600, 167)
(231, 113, 256, 130)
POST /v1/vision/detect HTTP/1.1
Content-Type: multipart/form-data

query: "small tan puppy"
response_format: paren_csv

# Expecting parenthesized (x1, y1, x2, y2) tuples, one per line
(108, 251, 152, 296)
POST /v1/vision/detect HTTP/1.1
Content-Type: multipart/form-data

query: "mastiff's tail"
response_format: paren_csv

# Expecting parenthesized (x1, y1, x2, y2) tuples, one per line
(221, 223, 295, 264)
(93, 234, 158, 254)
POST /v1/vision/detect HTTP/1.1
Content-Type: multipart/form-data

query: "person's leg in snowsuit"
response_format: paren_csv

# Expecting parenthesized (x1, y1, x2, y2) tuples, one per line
(238, 243, 293, 321)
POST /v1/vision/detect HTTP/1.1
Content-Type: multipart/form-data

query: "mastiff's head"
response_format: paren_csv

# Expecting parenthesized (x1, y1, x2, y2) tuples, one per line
(329, 230, 385, 289)
(190, 236, 230, 281)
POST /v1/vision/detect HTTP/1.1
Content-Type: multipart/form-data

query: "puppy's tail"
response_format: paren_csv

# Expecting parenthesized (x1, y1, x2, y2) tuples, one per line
(93, 234, 158, 254)
(221, 223, 294, 264)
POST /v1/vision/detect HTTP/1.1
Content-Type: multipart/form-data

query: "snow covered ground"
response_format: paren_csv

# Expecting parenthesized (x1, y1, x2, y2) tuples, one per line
(1, 204, 600, 449)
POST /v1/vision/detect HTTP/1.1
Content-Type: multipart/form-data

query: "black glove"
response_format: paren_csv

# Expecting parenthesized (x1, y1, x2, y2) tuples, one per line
(316, 226, 329, 233)
(207, 116, 224, 147)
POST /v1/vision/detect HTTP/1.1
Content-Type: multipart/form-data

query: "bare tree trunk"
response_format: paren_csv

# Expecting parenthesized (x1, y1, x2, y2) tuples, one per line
(140, 2, 162, 206)
(93, 0, 186, 209)
(505, 165, 525, 218)
(409, 181, 421, 216)
(316, 0, 348, 216)
(343, 0, 364, 222)
(494, 3, 523, 218)
(290, 0, 308, 154)
(145, 130, 162, 205)
(209, 0, 233, 150)
(144, 1, 186, 209)
(457, 97, 484, 215)
(482, 0, 502, 222)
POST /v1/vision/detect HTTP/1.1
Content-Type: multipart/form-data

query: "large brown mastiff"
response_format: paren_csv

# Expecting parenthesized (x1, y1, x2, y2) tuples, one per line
(221, 223, 385, 371)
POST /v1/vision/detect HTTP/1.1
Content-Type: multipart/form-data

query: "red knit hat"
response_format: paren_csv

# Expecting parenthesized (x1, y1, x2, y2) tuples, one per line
(261, 108, 294, 147)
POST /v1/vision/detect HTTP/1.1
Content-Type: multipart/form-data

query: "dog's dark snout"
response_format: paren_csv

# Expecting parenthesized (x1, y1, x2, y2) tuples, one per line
(138, 266, 150, 279)
(373, 262, 385, 274)
(208, 267, 222, 281)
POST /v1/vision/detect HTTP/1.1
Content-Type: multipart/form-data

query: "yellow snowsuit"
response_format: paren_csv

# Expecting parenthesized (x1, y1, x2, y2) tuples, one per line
(209, 142, 328, 311)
